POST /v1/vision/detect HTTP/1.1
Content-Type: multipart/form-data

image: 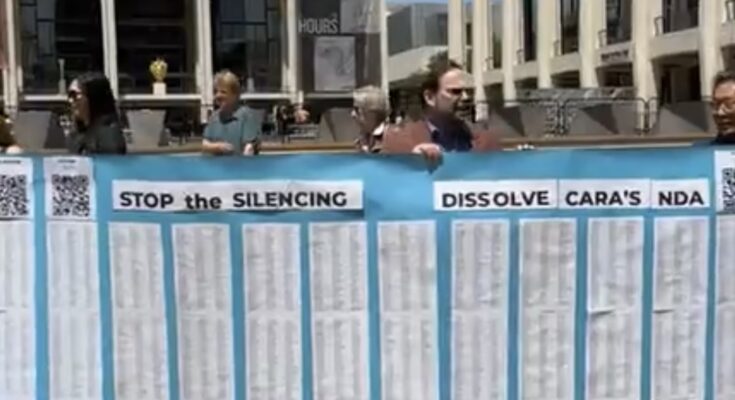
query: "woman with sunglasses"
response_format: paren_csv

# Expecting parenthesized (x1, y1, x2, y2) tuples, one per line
(66, 72, 127, 155)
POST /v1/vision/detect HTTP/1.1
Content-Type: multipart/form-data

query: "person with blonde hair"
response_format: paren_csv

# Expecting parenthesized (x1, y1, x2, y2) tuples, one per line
(351, 85, 392, 153)
(202, 70, 261, 155)
(0, 114, 22, 154)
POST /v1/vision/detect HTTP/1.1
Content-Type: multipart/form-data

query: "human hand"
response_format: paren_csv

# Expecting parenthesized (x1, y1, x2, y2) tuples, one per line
(294, 108, 310, 124)
(516, 143, 535, 151)
(412, 143, 443, 164)
(243, 143, 255, 156)
(218, 142, 234, 153)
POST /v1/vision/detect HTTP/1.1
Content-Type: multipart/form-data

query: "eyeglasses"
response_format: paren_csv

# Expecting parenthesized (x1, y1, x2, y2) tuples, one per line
(67, 90, 81, 100)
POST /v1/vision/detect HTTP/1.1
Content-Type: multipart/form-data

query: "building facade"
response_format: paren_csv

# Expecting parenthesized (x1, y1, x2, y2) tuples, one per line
(451, 0, 734, 119)
(0, 0, 388, 124)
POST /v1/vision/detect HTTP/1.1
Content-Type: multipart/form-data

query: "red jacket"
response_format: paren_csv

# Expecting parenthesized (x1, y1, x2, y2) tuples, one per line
(381, 120, 502, 154)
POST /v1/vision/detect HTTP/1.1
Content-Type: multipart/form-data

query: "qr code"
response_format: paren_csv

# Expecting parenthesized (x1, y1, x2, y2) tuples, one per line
(51, 174, 91, 218)
(722, 167, 735, 211)
(0, 175, 30, 218)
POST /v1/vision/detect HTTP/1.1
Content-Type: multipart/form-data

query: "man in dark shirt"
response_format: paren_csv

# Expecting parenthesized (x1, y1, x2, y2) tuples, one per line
(710, 70, 735, 145)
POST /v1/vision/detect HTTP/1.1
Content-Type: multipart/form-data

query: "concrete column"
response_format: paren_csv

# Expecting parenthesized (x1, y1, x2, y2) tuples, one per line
(379, 0, 389, 94)
(632, 0, 655, 100)
(472, 0, 489, 119)
(700, 0, 723, 97)
(4, 0, 18, 114)
(286, 0, 299, 100)
(448, 0, 465, 64)
(631, 0, 656, 131)
(100, 0, 118, 97)
(197, 0, 215, 121)
(579, 0, 602, 87)
(502, 0, 517, 101)
(536, 0, 557, 88)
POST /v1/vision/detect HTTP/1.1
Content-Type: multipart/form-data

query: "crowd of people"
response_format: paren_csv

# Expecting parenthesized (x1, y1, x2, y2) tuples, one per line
(3, 60, 735, 156)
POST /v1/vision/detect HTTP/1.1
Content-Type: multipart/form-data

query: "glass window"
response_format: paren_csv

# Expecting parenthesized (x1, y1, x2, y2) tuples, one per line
(211, 0, 285, 93)
(116, 0, 198, 94)
(490, 1, 502, 69)
(299, 0, 382, 93)
(19, 0, 104, 94)
(1, 4, 6, 101)
(661, 0, 698, 33)
(606, 0, 632, 44)
(560, 0, 579, 54)
(522, 0, 536, 62)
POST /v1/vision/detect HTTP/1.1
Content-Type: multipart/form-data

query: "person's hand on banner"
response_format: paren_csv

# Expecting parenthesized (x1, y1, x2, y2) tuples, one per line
(516, 143, 535, 151)
(412, 142, 443, 164)
(216, 142, 234, 154)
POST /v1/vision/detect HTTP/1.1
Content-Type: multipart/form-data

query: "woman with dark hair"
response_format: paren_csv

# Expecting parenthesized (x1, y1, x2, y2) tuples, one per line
(0, 114, 22, 154)
(66, 72, 127, 155)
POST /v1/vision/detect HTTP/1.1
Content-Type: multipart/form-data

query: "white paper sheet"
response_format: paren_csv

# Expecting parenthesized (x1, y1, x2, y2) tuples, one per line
(716, 305, 735, 400)
(378, 221, 438, 400)
(586, 312, 639, 400)
(451, 220, 509, 400)
(340, 0, 380, 33)
(652, 217, 708, 400)
(314, 36, 356, 92)
(716, 216, 735, 400)
(44, 157, 96, 220)
(585, 218, 644, 400)
(173, 224, 234, 400)
(519, 219, 576, 400)
(0, 157, 34, 219)
(0, 221, 35, 400)
(110, 223, 168, 400)
(47, 221, 101, 399)
(309, 222, 369, 400)
(243, 224, 302, 400)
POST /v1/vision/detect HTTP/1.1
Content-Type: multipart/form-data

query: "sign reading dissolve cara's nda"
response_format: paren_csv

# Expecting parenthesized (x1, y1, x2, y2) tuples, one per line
(1, 147, 735, 400)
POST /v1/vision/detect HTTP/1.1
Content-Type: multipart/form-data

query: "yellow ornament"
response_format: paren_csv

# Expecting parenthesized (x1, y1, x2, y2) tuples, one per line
(149, 58, 168, 83)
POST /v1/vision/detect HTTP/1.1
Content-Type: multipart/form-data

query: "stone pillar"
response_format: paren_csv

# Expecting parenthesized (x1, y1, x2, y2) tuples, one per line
(502, 0, 517, 101)
(537, 0, 558, 88)
(700, 0, 723, 97)
(448, 0, 466, 64)
(579, 0, 602, 87)
(472, 0, 489, 119)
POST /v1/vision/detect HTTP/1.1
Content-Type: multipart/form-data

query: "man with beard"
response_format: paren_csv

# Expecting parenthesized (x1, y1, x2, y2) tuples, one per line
(382, 59, 502, 160)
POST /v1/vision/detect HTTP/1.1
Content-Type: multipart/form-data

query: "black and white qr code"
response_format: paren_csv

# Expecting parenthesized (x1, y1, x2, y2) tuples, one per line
(51, 174, 91, 218)
(0, 175, 30, 218)
(722, 167, 735, 211)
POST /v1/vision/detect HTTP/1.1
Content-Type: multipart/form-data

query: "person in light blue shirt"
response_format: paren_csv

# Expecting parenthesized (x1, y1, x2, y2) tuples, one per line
(202, 70, 261, 155)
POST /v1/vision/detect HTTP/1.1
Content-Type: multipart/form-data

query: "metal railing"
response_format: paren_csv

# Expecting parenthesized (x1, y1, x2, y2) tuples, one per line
(559, 97, 649, 135)
(598, 29, 608, 48)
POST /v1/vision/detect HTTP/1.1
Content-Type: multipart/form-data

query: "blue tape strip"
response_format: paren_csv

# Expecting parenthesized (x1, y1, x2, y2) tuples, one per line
(33, 158, 49, 400)
(230, 223, 246, 400)
(161, 223, 181, 400)
(574, 219, 589, 400)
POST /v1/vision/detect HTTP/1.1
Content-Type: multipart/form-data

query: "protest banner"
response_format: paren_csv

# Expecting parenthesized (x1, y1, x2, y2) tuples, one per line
(0, 147, 733, 400)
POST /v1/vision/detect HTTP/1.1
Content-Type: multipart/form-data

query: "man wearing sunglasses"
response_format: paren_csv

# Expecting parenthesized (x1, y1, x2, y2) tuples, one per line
(382, 58, 501, 161)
